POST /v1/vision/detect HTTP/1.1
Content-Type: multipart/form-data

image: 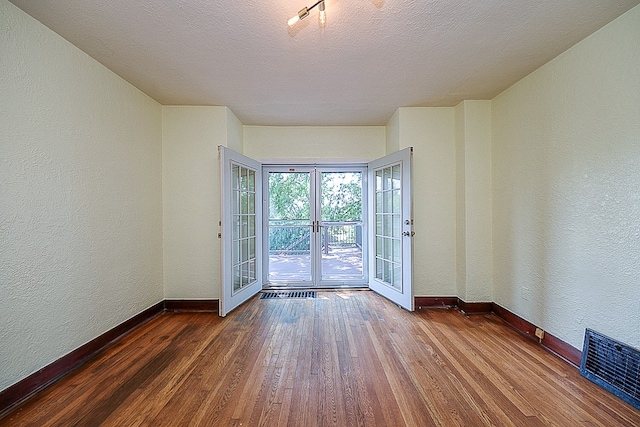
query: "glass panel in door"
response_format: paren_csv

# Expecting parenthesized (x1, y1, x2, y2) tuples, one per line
(231, 164, 257, 292)
(374, 165, 402, 289)
(320, 171, 364, 282)
(267, 171, 313, 283)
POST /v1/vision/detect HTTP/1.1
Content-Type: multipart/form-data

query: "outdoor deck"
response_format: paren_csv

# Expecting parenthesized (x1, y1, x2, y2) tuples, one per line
(268, 246, 363, 282)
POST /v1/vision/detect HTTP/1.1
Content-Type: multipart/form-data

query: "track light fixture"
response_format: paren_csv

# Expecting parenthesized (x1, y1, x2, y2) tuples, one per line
(288, 0, 326, 28)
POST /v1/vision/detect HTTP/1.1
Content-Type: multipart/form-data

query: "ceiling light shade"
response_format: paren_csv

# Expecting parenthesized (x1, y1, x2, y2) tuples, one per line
(288, 1, 325, 28)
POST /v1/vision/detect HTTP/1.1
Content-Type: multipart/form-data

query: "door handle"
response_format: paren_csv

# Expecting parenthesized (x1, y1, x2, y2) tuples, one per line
(402, 231, 415, 237)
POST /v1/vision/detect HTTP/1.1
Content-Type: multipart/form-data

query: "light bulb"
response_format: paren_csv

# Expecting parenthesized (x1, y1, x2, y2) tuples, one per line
(288, 15, 300, 27)
(319, 2, 326, 27)
(288, 7, 309, 27)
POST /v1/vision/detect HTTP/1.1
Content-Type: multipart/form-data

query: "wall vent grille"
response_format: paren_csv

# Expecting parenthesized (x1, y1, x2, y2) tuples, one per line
(580, 329, 640, 410)
(260, 291, 317, 299)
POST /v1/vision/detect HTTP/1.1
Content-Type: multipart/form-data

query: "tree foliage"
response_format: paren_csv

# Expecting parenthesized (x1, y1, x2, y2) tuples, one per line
(320, 173, 362, 222)
(268, 172, 362, 252)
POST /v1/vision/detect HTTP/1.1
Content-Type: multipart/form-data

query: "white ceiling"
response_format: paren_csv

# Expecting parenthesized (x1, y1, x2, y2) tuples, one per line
(9, 0, 640, 125)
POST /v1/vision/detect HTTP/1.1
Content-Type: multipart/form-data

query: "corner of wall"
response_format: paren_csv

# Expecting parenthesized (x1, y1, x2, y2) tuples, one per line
(386, 109, 400, 154)
(225, 107, 244, 154)
(454, 101, 493, 303)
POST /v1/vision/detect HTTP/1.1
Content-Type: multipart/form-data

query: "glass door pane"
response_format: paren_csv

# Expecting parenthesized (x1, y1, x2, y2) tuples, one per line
(266, 171, 313, 283)
(231, 164, 258, 292)
(319, 171, 365, 282)
(374, 164, 402, 290)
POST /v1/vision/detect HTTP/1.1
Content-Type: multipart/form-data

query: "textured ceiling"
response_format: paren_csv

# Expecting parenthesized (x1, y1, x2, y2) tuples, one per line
(9, 0, 640, 125)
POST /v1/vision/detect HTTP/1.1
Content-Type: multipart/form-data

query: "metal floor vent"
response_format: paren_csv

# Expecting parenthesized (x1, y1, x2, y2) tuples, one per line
(260, 291, 317, 299)
(580, 329, 640, 410)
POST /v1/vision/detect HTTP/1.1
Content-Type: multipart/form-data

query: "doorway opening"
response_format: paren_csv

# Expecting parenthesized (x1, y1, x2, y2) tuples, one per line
(264, 166, 367, 288)
(219, 146, 413, 316)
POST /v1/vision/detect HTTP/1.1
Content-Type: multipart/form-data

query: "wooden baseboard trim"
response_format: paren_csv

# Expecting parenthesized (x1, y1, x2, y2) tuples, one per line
(540, 330, 582, 367)
(415, 296, 458, 308)
(414, 297, 492, 314)
(164, 299, 219, 312)
(0, 301, 164, 416)
(457, 299, 493, 314)
(492, 303, 581, 367)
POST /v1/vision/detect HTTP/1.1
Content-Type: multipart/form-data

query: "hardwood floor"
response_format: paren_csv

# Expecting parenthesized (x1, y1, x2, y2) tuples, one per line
(2, 291, 639, 426)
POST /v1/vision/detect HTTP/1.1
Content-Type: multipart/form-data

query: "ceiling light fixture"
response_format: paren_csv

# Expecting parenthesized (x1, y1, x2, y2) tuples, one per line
(288, 0, 326, 28)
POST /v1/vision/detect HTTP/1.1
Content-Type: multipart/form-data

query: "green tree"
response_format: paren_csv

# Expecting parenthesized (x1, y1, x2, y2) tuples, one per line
(268, 171, 363, 252)
(321, 172, 362, 221)
(268, 172, 310, 220)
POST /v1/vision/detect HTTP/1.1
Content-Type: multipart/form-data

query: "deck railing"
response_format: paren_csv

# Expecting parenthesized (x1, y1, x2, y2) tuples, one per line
(269, 221, 362, 256)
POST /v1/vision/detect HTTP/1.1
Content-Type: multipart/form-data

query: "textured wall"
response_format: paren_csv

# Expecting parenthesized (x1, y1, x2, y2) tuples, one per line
(455, 101, 493, 302)
(492, 5, 640, 349)
(385, 110, 400, 154)
(243, 126, 386, 162)
(397, 108, 458, 297)
(0, 1, 163, 391)
(226, 110, 244, 154)
(162, 106, 234, 299)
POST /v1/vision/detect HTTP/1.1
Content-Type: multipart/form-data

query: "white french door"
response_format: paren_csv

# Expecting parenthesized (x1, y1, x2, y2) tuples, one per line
(219, 146, 263, 317)
(263, 166, 367, 287)
(368, 147, 414, 311)
(219, 147, 413, 316)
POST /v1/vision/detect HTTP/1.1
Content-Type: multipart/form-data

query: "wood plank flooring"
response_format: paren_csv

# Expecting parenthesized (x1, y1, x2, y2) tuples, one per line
(2, 291, 639, 426)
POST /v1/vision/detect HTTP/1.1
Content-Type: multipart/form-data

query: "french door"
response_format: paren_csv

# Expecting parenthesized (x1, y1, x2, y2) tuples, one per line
(219, 146, 413, 316)
(263, 166, 367, 287)
(219, 147, 263, 316)
(367, 147, 413, 311)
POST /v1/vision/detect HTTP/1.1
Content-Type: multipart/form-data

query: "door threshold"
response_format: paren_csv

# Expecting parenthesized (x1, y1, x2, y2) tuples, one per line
(262, 285, 369, 292)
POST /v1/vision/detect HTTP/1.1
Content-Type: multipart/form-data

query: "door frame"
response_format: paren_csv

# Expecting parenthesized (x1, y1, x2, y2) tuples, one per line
(262, 164, 369, 288)
(220, 150, 413, 316)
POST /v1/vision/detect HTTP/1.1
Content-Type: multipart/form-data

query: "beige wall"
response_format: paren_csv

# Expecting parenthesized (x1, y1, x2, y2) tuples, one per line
(162, 106, 238, 299)
(244, 126, 385, 162)
(385, 109, 400, 154)
(492, 5, 640, 349)
(455, 101, 493, 302)
(1, 1, 163, 391)
(396, 108, 458, 297)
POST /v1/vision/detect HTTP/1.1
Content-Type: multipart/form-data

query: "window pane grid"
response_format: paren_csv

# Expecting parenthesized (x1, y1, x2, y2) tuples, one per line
(374, 165, 402, 290)
(232, 165, 257, 293)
